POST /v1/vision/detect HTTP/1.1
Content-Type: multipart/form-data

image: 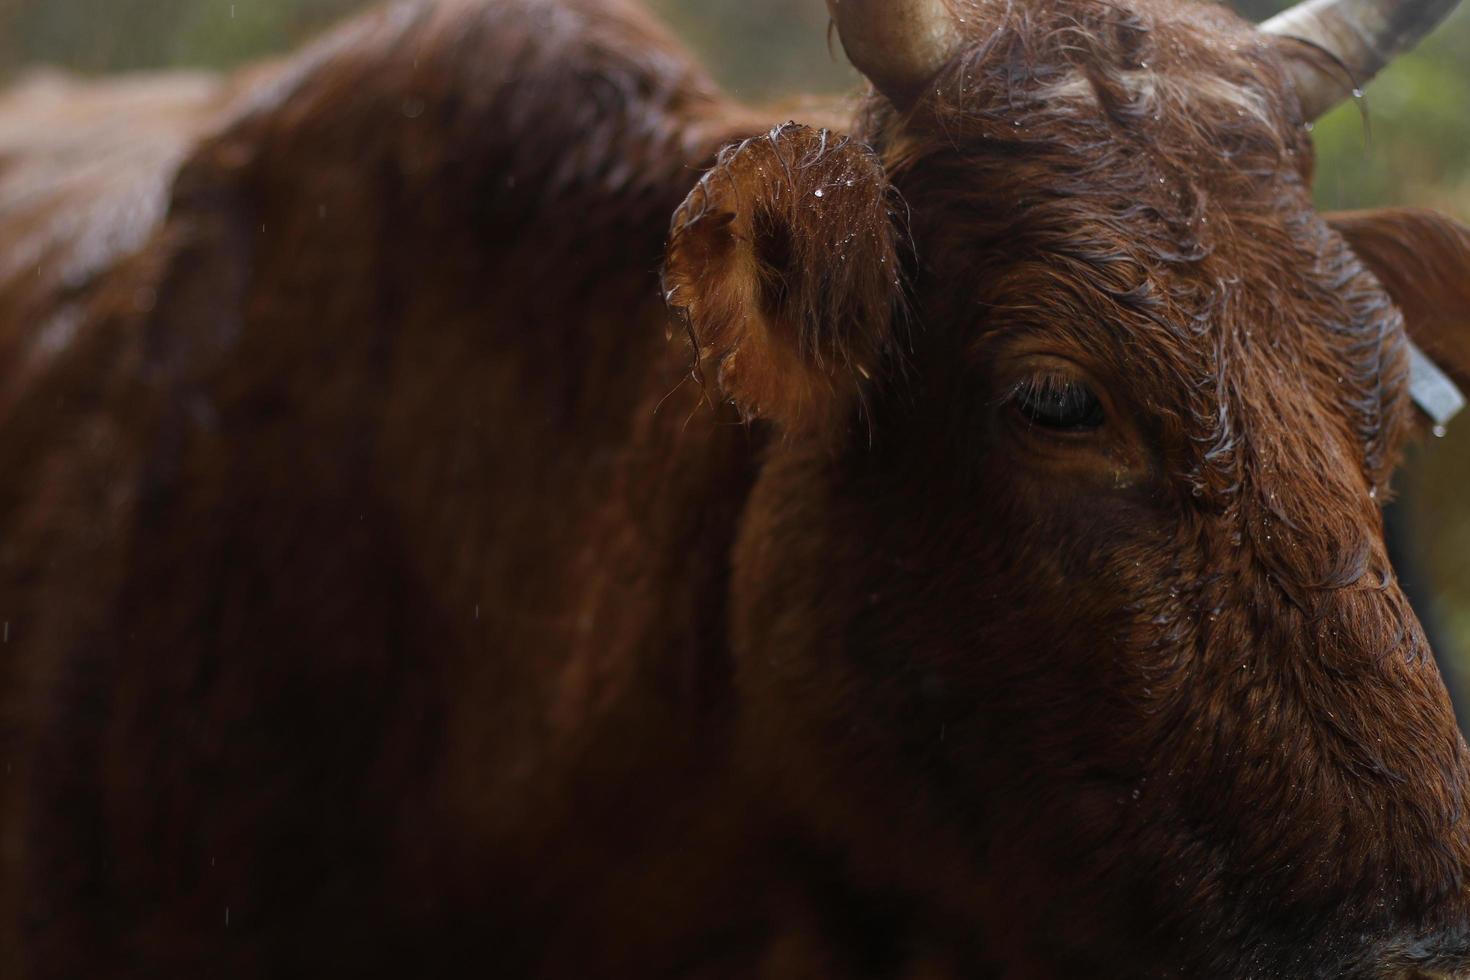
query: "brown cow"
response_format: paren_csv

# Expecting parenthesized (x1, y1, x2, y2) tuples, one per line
(3, 0, 1470, 975)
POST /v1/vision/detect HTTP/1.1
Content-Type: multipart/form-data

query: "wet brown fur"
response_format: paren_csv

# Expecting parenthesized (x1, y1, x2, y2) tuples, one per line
(3, 0, 1470, 977)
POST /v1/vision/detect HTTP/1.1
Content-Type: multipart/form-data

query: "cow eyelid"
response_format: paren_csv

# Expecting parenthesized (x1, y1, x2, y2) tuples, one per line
(1007, 373, 1106, 432)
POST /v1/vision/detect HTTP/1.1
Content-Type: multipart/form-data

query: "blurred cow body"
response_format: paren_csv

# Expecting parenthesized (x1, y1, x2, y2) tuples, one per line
(3, 0, 1470, 977)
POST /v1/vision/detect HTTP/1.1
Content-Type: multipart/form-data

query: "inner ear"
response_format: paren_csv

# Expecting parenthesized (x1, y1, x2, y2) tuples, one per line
(663, 123, 906, 437)
(753, 208, 796, 317)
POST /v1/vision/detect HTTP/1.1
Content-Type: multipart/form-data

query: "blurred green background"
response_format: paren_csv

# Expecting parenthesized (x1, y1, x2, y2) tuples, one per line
(2, 0, 1467, 695)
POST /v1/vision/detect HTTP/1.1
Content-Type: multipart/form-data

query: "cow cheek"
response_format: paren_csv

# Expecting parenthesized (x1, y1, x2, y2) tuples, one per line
(721, 452, 1220, 973)
(723, 440, 1175, 873)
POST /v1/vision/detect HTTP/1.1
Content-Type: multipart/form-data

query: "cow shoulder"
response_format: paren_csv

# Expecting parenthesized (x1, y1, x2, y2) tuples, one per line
(0, 3, 779, 973)
(0, 69, 231, 414)
(204, 0, 758, 295)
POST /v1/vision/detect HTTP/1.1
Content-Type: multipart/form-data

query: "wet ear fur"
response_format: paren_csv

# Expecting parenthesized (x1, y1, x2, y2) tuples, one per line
(1328, 208, 1470, 399)
(663, 123, 904, 437)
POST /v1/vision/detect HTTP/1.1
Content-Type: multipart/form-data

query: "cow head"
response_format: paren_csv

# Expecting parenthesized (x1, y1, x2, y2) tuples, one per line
(665, 0, 1470, 974)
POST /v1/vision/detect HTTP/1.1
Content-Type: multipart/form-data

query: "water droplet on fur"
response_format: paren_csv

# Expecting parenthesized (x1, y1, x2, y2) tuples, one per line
(1433, 423, 1448, 438)
(1351, 87, 1364, 99)
(1304, 121, 1315, 132)
(813, 188, 825, 198)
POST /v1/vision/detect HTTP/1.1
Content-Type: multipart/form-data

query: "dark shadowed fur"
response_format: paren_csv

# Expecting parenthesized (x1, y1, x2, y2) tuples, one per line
(3, 0, 1470, 977)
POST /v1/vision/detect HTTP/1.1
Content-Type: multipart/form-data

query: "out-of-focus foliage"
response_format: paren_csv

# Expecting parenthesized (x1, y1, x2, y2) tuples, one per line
(2, 0, 1462, 201)
(2, 0, 1469, 682)
(1312, 23, 1470, 213)
(0, 0, 366, 74)
(645, 0, 854, 99)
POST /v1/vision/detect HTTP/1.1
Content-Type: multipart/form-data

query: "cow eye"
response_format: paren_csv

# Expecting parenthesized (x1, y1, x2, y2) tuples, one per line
(1012, 374, 1105, 432)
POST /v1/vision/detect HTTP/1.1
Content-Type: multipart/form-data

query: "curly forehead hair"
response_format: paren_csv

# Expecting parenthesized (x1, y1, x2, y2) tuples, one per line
(856, 0, 1411, 511)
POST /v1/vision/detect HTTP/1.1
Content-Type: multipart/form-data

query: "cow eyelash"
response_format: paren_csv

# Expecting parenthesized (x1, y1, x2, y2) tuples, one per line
(1008, 373, 1106, 432)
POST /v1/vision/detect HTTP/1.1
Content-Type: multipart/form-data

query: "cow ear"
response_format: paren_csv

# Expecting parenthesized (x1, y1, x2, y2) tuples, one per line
(664, 123, 904, 437)
(1328, 208, 1470, 398)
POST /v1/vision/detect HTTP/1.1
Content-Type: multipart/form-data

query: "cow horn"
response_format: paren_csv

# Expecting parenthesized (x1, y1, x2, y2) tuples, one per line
(825, 0, 964, 107)
(1261, 0, 1463, 120)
